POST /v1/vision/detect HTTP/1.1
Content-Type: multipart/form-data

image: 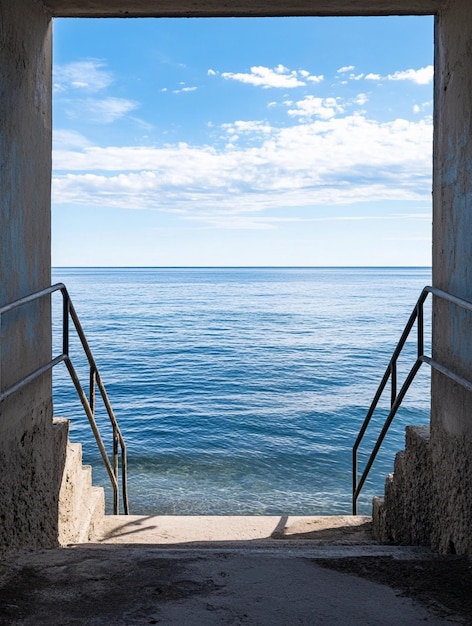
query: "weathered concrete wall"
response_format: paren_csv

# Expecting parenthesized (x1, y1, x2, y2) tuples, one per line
(0, 0, 66, 549)
(431, 0, 472, 555)
(372, 426, 432, 545)
(43, 0, 444, 18)
(375, 0, 472, 555)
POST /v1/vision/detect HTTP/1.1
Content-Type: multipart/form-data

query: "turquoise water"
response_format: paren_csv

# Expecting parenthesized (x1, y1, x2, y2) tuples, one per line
(52, 267, 432, 515)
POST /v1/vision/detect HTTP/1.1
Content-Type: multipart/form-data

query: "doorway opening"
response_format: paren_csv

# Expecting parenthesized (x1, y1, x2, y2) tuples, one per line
(52, 15, 433, 516)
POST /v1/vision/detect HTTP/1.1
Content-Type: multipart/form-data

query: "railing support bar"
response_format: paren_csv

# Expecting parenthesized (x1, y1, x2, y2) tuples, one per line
(0, 283, 129, 516)
(64, 358, 120, 512)
(353, 358, 423, 513)
(353, 285, 472, 515)
(0, 355, 66, 403)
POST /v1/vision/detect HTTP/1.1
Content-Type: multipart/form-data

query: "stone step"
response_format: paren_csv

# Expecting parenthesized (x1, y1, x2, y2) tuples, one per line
(76, 486, 105, 544)
(373, 424, 432, 546)
(58, 441, 105, 545)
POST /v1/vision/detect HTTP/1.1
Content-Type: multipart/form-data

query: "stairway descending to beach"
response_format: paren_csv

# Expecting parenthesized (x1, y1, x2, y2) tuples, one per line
(59, 429, 376, 549)
(5, 436, 465, 625)
(9, 497, 461, 624)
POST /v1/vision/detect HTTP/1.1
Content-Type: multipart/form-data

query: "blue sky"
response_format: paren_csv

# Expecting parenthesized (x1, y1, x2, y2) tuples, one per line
(52, 16, 433, 266)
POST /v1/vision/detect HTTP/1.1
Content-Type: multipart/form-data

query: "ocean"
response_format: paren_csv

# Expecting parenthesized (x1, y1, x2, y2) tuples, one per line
(51, 267, 432, 516)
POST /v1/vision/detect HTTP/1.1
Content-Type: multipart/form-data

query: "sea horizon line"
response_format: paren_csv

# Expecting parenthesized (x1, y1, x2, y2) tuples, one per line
(52, 265, 432, 270)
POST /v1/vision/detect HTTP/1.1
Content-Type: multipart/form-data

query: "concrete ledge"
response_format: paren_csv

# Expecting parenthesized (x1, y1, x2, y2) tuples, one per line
(44, 0, 444, 18)
(96, 514, 373, 545)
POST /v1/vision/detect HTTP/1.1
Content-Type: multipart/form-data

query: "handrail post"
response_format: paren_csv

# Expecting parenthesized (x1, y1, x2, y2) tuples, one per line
(0, 283, 129, 516)
(113, 429, 119, 514)
(90, 368, 96, 417)
(352, 286, 432, 514)
(390, 360, 397, 409)
(352, 452, 358, 515)
(62, 290, 69, 357)
(417, 301, 424, 358)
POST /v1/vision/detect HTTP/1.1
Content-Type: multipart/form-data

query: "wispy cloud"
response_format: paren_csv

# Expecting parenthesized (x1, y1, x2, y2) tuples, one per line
(54, 60, 113, 93)
(75, 97, 139, 123)
(53, 129, 93, 150)
(55, 59, 139, 124)
(172, 86, 198, 94)
(337, 65, 355, 74)
(181, 212, 430, 230)
(220, 65, 323, 89)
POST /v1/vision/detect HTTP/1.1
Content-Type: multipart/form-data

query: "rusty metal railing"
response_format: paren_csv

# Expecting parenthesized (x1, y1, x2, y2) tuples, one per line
(353, 285, 472, 514)
(0, 283, 129, 515)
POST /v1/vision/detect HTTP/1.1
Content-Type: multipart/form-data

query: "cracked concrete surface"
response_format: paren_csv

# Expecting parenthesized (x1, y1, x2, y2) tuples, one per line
(0, 542, 467, 625)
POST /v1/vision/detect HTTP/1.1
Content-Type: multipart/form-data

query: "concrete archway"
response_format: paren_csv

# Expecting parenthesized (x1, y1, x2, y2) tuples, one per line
(1, 0, 471, 553)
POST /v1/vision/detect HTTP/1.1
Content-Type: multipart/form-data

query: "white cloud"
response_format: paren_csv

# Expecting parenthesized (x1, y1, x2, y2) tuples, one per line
(336, 67, 365, 81)
(172, 86, 198, 94)
(287, 96, 345, 120)
(53, 112, 432, 224)
(307, 74, 324, 83)
(222, 120, 272, 133)
(221, 120, 273, 144)
(207, 69, 217, 76)
(364, 65, 434, 85)
(354, 93, 368, 106)
(54, 60, 113, 93)
(413, 101, 432, 114)
(221, 65, 322, 89)
(387, 65, 434, 85)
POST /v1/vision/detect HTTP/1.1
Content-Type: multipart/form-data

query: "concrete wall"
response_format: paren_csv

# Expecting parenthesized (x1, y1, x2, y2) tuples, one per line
(0, 0, 67, 549)
(430, 0, 472, 554)
(2, 0, 472, 554)
(375, 1, 472, 555)
(43, 0, 443, 18)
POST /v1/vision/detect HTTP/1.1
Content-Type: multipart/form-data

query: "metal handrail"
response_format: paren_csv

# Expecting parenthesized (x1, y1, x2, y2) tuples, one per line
(0, 283, 129, 515)
(353, 285, 472, 514)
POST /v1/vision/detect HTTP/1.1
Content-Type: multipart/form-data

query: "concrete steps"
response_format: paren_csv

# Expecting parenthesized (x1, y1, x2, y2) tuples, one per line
(58, 441, 105, 545)
(372, 425, 432, 546)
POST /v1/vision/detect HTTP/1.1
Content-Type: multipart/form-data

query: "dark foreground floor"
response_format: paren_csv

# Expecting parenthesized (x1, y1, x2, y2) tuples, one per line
(0, 544, 470, 625)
